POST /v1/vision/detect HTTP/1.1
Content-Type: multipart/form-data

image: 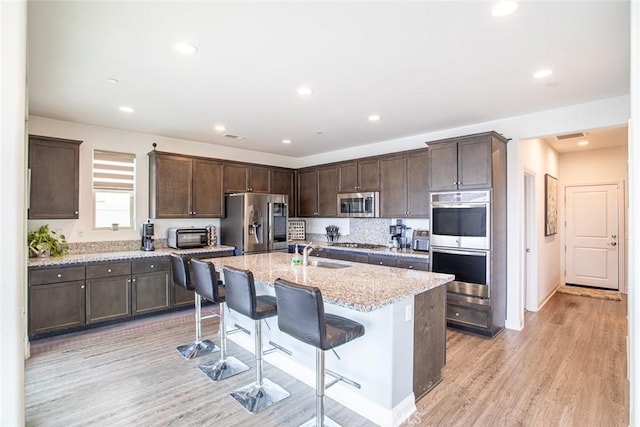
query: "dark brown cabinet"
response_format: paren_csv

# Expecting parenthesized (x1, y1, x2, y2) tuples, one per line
(271, 168, 296, 216)
(338, 158, 380, 192)
(296, 166, 338, 217)
(132, 259, 170, 314)
(428, 134, 494, 191)
(29, 266, 86, 336)
(224, 163, 271, 193)
(28, 135, 82, 219)
(379, 149, 429, 218)
(149, 152, 224, 218)
(85, 262, 131, 324)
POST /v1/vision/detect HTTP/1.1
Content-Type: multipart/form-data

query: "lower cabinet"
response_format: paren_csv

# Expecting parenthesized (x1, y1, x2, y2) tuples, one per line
(28, 251, 232, 338)
(29, 280, 86, 336)
(132, 259, 170, 314)
(85, 262, 132, 324)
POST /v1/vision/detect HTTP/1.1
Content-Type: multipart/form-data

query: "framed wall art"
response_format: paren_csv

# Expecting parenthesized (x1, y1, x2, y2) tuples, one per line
(545, 173, 558, 236)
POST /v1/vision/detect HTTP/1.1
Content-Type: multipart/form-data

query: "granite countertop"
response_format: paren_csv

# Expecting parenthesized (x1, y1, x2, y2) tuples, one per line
(288, 240, 430, 260)
(27, 245, 236, 268)
(209, 252, 452, 312)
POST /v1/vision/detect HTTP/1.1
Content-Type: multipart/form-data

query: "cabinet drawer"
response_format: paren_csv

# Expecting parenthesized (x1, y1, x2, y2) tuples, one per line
(396, 257, 429, 271)
(447, 304, 489, 328)
(132, 258, 169, 274)
(86, 262, 131, 279)
(30, 266, 85, 286)
(368, 255, 397, 267)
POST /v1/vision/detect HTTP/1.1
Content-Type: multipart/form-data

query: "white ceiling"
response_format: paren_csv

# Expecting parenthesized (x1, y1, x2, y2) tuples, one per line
(27, 1, 630, 158)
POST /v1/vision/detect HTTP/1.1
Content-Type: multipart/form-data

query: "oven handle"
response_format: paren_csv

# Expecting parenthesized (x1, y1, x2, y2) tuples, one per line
(431, 247, 488, 257)
(431, 203, 489, 208)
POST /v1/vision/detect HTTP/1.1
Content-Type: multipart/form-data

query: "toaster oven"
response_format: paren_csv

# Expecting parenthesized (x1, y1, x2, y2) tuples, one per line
(167, 228, 208, 249)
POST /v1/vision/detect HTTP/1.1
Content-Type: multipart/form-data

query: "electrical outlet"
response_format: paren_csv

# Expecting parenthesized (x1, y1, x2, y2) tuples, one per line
(405, 304, 412, 322)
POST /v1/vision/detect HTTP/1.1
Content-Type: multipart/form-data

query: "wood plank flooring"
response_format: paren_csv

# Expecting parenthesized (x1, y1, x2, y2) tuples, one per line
(25, 292, 628, 426)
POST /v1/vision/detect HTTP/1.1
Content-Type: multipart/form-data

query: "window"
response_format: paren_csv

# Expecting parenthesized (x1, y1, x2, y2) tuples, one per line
(93, 150, 136, 229)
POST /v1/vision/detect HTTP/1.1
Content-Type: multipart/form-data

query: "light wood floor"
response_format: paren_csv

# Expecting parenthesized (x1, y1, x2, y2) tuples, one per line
(25, 292, 628, 426)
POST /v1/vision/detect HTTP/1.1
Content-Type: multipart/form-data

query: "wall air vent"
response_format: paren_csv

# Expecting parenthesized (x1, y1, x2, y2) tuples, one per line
(556, 132, 586, 141)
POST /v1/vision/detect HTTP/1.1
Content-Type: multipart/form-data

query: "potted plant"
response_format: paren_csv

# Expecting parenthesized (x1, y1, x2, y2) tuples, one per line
(27, 225, 68, 258)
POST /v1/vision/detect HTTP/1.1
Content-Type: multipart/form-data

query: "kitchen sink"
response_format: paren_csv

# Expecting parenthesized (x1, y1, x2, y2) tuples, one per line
(310, 260, 352, 269)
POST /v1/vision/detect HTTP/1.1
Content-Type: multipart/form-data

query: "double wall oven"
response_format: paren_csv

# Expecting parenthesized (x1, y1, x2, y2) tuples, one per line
(430, 190, 491, 304)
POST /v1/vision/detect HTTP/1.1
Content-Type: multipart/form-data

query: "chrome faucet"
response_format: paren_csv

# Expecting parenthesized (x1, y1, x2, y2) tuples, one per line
(302, 242, 322, 266)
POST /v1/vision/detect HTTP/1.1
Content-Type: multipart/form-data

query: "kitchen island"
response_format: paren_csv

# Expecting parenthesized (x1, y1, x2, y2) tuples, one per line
(207, 252, 453, 427)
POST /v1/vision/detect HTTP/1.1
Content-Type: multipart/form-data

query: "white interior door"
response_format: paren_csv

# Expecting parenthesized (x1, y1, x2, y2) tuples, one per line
(565, 184, 619, 290)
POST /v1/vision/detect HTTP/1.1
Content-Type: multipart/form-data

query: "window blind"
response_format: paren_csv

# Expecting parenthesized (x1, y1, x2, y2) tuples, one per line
(92, 150, 136, 191)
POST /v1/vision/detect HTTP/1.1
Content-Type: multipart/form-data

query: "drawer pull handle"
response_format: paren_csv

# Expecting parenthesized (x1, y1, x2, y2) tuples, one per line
(409, 265, 413, 269)
(57, 274, 62, 278)
(81, 285, 85, 289)
(107, 269, 112, 273)
(150, 264, 154, 268)
(455, 312, 460, 317)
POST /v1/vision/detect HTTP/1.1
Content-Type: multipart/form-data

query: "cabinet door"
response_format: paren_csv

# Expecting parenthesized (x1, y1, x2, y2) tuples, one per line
(338, 162, 358, 192)
(224, 163, 249, 193)
(150, 154, 192, 218)
(428, 141, 458, 191)
(192, 159, 224, 217)
(29, 281, 85, 336)
(358, 158, 380, 191)
(297, 169, 318, 217)
(406, 150, 430, 217)
(379, 155, 407, 217)
(458, 137, 492, 189)
(248, 165, 271, 193)
(28, 135, 82, 219)
(132, 271, 170, 314)
(317, 166, 338, 217)
(86, 276, 131, 324)
(271, 168, 295, 216)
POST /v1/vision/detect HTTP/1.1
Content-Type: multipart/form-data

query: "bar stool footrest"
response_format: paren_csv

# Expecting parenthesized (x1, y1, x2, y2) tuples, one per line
(198, 356, 249, 381)
(299, 416, 341, 427)
(176, 340, 219, 359)
(230, 378, 290, 413)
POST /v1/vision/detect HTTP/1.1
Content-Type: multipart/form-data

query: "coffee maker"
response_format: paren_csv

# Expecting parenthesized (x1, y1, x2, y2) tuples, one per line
(141, 220, 155, 251)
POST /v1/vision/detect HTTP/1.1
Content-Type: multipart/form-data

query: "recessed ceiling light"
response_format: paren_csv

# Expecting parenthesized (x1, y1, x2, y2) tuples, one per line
(533, 69, 553, 79)
(578, 140, 589, 146)
(119, 106, 134, 113)
(297, 86, 313, 96)
(282, 139, 292, 144)
(492, 1, 518, 17)
(214, 125, 226, 132)
(174, 42, 198, 55)
(106, 78, 119, 84)
(368, 114, 381, 122)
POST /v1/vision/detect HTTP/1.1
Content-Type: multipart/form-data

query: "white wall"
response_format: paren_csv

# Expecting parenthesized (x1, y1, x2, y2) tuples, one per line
(521, 138, 561, 308)
(560, 145, 628, 292)
(1, 0, 27, 425)
(27, 116, 299, 243)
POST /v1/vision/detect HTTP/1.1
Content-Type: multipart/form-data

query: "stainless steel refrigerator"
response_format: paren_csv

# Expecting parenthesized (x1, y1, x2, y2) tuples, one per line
(220, 193, 288, 254)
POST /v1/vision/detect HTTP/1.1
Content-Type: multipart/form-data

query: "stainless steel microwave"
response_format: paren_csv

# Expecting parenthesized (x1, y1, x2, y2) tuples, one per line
(337, 192, 380, 218)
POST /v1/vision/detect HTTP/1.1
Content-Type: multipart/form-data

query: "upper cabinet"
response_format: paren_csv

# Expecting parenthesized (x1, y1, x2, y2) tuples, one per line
(379, 149, 429, 218)
(296, 165, 338, 217)
(224, 163, 271, 193)
(338, 158, 380, 193)
(428, 132, 507, 191)
(271, 168, 296, 216)
(148, 152, 224, 218)
(28, 135, 82, 219)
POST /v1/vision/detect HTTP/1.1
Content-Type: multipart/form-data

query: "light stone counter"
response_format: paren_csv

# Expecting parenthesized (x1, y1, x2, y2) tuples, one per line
(213, 252, 450, 312)
(27, 245, 235, 268)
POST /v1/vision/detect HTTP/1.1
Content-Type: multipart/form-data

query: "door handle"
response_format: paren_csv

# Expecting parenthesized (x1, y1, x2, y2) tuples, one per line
(610, 242, 617, 246)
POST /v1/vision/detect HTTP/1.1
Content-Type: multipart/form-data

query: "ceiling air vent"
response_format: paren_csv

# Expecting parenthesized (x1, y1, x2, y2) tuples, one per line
(556, 132, 586, 141)
(223, 133, 244, 140)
